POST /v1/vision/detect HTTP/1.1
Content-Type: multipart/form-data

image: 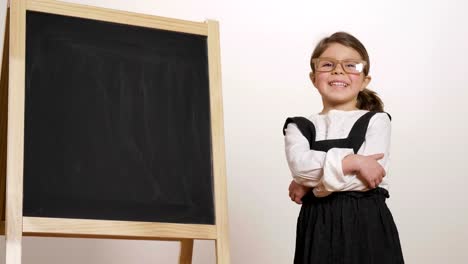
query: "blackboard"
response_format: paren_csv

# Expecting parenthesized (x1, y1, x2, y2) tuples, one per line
(23, 11, 215, 225)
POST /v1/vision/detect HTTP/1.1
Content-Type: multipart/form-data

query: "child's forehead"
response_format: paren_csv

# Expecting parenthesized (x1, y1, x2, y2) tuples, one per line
(320, 43, 362, 60)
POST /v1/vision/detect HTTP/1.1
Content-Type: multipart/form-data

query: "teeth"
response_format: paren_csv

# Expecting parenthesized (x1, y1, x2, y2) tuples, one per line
(329, 81, 348, 87)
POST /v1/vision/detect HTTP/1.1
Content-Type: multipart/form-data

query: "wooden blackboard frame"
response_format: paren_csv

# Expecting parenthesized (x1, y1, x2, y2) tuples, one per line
(1, 0, 230, 263)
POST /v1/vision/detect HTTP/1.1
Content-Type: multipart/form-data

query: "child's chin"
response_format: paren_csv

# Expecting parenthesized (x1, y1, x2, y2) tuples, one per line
(327, 95, 353, 104)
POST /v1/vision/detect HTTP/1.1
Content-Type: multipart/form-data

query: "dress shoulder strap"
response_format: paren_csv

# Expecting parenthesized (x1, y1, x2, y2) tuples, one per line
(348, 111, 392, 153)
(283, 117, 316, 149)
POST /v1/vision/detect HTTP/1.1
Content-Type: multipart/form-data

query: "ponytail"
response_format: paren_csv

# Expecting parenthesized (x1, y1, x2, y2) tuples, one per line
(356, 88, 384, 112)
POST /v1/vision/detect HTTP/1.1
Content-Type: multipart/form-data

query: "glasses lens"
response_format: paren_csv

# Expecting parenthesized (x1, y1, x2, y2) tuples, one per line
(316, 59, 335, 72)
(343, 60, 364, 73)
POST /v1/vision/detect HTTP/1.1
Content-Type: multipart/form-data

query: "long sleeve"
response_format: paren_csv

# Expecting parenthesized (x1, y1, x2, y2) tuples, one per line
(319, 113, 392, 193)
(284, 123, 326, 187)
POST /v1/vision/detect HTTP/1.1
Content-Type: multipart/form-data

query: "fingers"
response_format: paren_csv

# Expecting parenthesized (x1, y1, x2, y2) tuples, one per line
(290, 193, 301, 204)
(368, 153, 384, 160)
(294, 197, 303, 204)
(364, 174, 382, 189)
(376, 166, 386, 178)
(289, 189, 304, 204)
(289, 181, 308, 203)
(369, 175, 384, 189)
(374, 179, 381, 188)
(290, 193, 302, 204)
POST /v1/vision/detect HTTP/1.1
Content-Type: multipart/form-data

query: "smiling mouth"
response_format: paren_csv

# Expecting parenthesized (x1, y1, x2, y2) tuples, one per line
(329, 81, 349, 87)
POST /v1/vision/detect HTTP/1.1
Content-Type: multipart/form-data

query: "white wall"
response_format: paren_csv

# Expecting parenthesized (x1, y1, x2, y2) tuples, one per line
(1, 0, 468, 263)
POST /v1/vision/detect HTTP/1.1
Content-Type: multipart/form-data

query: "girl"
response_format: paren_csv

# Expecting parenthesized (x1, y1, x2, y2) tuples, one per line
(283, 32, 404, 264)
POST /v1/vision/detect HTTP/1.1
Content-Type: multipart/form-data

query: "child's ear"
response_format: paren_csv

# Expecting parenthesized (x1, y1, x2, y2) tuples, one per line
(361, 75, 372, 91)
(309, 72, 316, 85)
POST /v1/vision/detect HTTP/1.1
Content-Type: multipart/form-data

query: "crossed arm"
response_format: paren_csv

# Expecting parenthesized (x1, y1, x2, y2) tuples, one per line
(284, 113, 391, 203)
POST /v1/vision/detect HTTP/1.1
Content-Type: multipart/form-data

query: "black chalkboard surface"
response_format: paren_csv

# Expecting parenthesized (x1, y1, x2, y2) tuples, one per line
(23, 11, 214, 225)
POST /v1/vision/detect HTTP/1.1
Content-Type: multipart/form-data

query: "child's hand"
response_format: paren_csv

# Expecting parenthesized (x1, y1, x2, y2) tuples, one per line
(288, 180, 310, 204)
(343, 154, 386, 189)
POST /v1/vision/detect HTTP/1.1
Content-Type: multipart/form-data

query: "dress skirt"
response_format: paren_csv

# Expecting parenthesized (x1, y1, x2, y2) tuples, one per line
(294, 188, 404, 264)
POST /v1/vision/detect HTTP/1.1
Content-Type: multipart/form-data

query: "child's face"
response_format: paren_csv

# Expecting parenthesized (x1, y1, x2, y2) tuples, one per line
(310, 43, 371, 108)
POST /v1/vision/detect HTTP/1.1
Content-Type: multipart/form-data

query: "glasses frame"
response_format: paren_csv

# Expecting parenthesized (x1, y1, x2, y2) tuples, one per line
(311, 57, 367, 75)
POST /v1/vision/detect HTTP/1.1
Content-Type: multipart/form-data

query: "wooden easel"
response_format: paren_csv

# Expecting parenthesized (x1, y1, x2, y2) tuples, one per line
(0, 1, 230, 263)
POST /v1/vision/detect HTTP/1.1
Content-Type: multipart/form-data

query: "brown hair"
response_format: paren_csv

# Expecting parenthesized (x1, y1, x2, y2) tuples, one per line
(310, 32, 384, 112)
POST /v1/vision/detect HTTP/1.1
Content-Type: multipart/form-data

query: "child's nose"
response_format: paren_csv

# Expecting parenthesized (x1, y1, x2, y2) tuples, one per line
(332, 63, 345, 74)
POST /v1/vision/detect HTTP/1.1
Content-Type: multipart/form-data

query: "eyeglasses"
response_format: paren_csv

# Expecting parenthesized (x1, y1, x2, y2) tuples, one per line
(311, 57, 367, 74)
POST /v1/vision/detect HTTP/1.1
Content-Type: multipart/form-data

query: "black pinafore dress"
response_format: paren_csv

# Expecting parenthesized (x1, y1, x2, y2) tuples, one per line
(283, 111, 404, 264)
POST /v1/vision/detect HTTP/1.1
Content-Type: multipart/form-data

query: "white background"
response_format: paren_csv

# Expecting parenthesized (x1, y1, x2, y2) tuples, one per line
(1, 0, 468, 263)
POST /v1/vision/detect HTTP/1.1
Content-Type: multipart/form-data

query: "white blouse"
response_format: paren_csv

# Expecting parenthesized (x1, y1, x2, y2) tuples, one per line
(284, 109, 391, 197)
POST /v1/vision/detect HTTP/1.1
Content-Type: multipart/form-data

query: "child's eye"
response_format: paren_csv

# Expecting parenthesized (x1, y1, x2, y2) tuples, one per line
(345, 63, 357, 68)
(321, 62, 334, 67)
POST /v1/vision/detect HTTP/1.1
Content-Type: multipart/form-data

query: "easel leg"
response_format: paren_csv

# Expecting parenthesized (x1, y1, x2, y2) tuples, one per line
(5, 241, 21, 264)
(0, 8, 13, 261)
(215, 237, 230, 264)
(6, 0, 26, 262)
(179, 239, 194, 264)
